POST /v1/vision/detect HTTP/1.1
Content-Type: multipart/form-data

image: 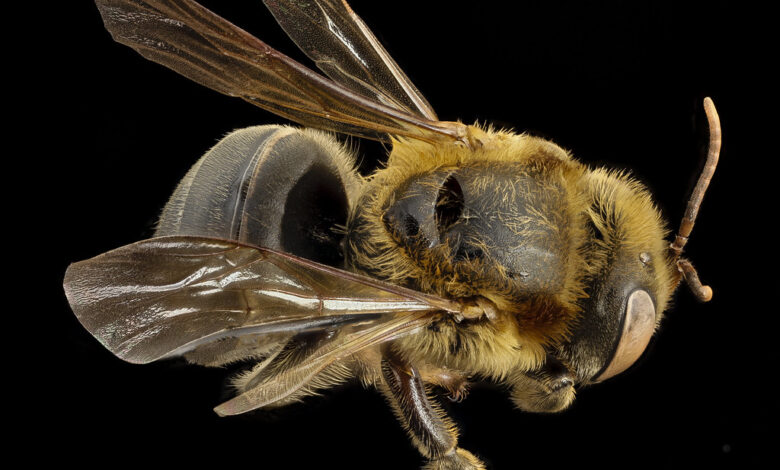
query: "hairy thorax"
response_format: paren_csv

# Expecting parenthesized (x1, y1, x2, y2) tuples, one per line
(345, 131, 591, 378)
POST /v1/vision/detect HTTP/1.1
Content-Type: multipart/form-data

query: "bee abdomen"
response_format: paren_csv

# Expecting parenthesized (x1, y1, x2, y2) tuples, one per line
(156, 126, 361, 266)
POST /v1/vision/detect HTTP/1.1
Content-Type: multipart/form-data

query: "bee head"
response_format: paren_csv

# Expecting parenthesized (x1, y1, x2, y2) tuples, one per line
(555, 169, 674, 384)
(558, 98, 720, 385)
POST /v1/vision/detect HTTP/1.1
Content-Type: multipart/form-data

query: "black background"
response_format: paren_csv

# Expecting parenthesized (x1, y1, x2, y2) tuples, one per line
(35, 1, 769, 468)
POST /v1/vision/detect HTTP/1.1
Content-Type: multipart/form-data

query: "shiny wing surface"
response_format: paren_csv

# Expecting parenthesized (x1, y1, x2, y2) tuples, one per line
(64, 237, 459, 364)
(94, 0, 466, 143)
(263, 0, 438, 119)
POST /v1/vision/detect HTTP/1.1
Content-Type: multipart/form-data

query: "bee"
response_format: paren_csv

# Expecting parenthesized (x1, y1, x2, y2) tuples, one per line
(65, 1, 721, 468)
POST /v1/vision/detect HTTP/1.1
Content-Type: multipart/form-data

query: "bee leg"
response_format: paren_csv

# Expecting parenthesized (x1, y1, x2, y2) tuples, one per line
(454, 296, 498, 323)
(381, 346, 485, 470)
(418, 365, 470, 403)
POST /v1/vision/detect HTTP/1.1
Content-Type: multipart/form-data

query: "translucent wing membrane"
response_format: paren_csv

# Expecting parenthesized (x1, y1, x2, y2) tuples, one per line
(94, 0, 466, 143)
(263, 0, 438, 120)
(63, 237, 459, 364)
(214, 310, 431, 415)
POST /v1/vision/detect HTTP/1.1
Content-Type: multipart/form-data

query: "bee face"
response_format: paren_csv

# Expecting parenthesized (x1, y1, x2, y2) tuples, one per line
(557, 170, 676, 384)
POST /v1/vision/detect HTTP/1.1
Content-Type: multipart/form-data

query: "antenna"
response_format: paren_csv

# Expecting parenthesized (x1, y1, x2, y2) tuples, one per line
(669, 97, 721, 302)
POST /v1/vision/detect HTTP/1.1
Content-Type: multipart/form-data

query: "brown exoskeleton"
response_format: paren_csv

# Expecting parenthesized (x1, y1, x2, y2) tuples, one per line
(65, 1, 720, 468)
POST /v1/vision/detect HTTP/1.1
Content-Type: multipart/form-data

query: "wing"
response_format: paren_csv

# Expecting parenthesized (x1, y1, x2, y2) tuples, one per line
(94, 0, 467, 144)
(63, 236, 460, 365)
(263, 0, 438, 120)
(214, 309, 431, 415)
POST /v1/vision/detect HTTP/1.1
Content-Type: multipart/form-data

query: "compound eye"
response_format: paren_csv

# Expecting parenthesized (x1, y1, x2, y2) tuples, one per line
(593, 289, 656, 382)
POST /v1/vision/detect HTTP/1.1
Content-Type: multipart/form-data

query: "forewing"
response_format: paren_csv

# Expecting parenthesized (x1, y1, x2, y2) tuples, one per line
(94, 0, 466, 143)
(63, 237, 459, 364)
(263, 0, 438, 120)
